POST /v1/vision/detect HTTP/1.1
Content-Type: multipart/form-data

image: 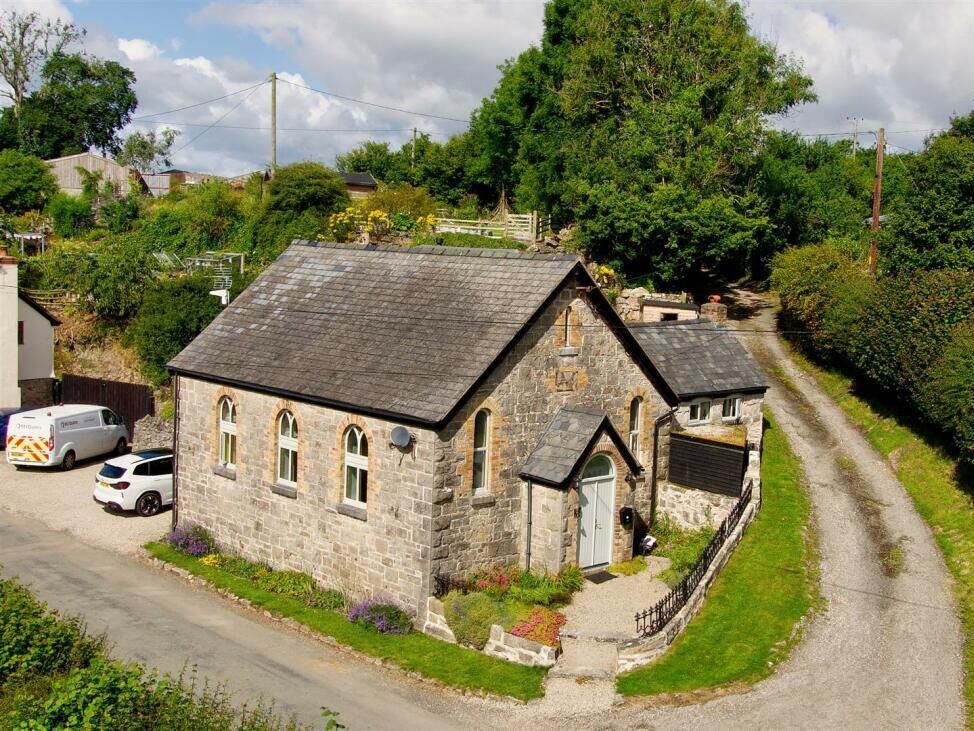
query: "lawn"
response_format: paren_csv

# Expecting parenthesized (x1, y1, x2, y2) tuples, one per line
(787, 347, 974, 722)
(145, 542, 546, 701)
(617, 412, 818, 696)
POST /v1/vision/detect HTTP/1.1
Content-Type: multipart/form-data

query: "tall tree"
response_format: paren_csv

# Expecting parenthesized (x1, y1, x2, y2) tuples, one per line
(0, 10, 82, 116)
(116, 129, 179, 172)
(6, 52, 138, 158)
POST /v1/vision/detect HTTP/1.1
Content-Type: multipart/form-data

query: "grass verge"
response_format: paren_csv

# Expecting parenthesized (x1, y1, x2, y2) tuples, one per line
(617, 412, 819, 696)
(787, 346, 974, 722)
(145, 542, 546, 701)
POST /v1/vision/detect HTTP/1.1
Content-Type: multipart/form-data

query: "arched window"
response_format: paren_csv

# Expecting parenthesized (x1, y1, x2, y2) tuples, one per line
(344, 426, 368, 505)
(218, 397, 237, 468)
(581, 453, 615, 480)
(628, 397, 642, 457)
(473, 409, 490, 493)
(277, 411, 298, 486)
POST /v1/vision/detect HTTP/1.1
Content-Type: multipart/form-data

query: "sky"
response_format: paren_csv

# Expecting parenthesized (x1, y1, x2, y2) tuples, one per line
(3, 0, 973, 175)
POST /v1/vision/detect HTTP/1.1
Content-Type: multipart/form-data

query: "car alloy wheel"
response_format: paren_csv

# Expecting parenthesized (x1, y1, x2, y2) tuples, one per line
(115, 438, 128, 456)
(61, 451, 76, 471)
(136, 492, 162, 517)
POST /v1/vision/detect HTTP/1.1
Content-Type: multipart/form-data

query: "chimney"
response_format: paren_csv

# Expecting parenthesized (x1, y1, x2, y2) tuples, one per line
(0, 246, 21, 408)
(699, 294, 728, 324)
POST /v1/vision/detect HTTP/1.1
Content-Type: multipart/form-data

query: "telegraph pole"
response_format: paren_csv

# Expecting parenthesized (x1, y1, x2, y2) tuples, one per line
(847, 116, 862, 158)
(270, 72, 277, 172)
(868, 127, 885, 275)
(411, 127, 417, 169)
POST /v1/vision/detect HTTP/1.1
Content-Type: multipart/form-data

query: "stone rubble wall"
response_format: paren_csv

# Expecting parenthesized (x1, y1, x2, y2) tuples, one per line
(132, 414, 174, 451)
(617, 497, 758, 673)
(656, 481, 738, 530)
(422, 597, 457, 644)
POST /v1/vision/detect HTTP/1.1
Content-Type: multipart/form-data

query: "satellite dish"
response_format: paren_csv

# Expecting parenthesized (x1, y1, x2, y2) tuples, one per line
(390, 426, 412, 449)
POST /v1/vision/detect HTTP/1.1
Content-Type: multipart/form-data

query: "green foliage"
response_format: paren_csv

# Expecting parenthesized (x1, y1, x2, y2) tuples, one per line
(348, 600, 414, 635)
(508, 606, 566, 647)
(306, 589, 346, 611)
(607, 555, 647, 576)
(0, 148, 57, 213)
(250, 208, 325, 263)
(412, 231, 526, 250)
(255, 570, 317, 600)
(0, 577, 104, 687)
(215, 554, 268, 581)
(115, 128, 180, 173)
(443, 591, 513, 650)
(266, 162, 349, 216)
(80, 233, 155, 319)
(100, 191, 141, 233)
(16, 240, 96, 290)
(47, 192, 94, 236)
(884, 110, 974, 272)
(652, 515, 716, 588)
(919, 322, 974, 463)
(367, 183, 438, 217)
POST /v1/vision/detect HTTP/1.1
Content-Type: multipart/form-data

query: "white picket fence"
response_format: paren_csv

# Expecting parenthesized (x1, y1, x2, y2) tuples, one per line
(434, 211, 546, 242)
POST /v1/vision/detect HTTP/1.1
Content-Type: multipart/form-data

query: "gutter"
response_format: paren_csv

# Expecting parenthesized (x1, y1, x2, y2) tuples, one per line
(649, 406, 677, 527)
(525, 480, 533, 572)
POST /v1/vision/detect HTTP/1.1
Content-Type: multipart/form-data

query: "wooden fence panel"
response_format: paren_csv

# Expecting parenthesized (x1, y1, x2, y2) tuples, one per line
(668, 432, 747, 496)
(61, 374, 154, 431)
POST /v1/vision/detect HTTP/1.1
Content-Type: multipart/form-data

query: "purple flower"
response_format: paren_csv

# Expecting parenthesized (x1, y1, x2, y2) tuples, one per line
(348, 598, 413, 635)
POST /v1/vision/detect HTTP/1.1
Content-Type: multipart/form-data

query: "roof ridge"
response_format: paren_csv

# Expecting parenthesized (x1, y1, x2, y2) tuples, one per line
(291, 239, 580, 262)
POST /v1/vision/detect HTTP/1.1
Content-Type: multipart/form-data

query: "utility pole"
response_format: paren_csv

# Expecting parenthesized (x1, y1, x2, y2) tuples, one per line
(411, 127, 417, 169)
(270, 72, 277, 172)
(868, 127, 885, 275)
(847, 116, 862, 158)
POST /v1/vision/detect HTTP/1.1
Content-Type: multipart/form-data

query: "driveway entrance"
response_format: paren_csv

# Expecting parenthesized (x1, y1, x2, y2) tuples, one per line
(578, 454, 615, 568)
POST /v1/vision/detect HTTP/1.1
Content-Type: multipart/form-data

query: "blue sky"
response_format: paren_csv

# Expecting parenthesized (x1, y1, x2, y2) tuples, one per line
(7, 0, 974, 175)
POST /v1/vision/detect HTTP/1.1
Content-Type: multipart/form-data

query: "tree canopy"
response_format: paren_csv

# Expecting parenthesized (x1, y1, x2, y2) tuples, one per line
(0, 10, 82, 114)
(116, 129, 180, 173)
(0, 148, 57, 213)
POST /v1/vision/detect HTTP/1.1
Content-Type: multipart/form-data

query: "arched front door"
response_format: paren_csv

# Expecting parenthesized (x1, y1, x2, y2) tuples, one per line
(578, 454, 615, 569)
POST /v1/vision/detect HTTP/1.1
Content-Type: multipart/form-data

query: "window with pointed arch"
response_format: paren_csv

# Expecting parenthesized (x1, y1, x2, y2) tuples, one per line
(472, 409, 490, 493)
(343, 426, 368, 505)
(628, 397, 642, 458)
(277, 411, 298, 486)
(218, 397, 237, 468)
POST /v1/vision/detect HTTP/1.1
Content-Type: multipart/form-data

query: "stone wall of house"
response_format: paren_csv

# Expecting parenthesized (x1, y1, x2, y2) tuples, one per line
(671, 393, 764, 449)
(656, 481, 738, 530)
(432, 273, 670, 578)
(175, 376, 437, 614)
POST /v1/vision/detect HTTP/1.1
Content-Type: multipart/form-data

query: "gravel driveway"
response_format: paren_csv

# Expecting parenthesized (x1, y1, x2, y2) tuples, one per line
(0, 457, 168, 554)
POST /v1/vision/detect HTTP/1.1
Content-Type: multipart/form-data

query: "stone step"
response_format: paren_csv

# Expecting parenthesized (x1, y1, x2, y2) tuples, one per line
(553, 636, 619, 679)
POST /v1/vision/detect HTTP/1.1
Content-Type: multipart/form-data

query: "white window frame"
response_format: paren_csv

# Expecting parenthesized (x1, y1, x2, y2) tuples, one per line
(564, 305, 572, 346)
(688, 399, 712, 425)
(218, 397, 237, 469)
(276, 411, 298, 486)
(628, 397, 642, 457)
(472, 409, 490, 494)
(722, 396, 743, 422)
(343, 426, 369, 506)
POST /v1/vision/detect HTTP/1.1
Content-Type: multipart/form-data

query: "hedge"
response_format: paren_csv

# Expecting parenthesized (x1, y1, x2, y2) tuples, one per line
(772, 245, 974, 462)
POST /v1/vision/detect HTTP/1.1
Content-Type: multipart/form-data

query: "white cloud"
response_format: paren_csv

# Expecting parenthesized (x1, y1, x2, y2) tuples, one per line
(117, 37, 161, 62)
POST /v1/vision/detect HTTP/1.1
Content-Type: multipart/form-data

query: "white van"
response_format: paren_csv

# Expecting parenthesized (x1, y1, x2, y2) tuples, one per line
(5, 404, 130, 470)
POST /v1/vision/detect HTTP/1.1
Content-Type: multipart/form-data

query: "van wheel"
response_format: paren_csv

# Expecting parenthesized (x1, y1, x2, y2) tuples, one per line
(115, 438, 129, 456)
(136, 492, 162, 517)
(61, 451, 76, 471)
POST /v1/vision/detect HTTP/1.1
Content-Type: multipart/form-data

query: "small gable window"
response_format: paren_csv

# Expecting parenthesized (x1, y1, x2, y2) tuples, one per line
(473, 409, 490, 493)
(722, 396, 742, 422)
(218, 397, 237, 468)
(628, 398, 642, 457)
(688, 399, 711, 425)
(344, 426, 368, 505)
(277, 411, 298, 486)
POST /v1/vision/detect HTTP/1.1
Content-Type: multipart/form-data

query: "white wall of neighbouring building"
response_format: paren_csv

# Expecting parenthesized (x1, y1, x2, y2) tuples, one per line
(18, 297, 55, 381)
(0, 250, 21, 409)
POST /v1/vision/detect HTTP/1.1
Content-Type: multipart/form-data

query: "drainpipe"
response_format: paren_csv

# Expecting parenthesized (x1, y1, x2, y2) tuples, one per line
(525, 480, 533, 572)
(649, 407, 677, 528)
(170, 374, 180, 531)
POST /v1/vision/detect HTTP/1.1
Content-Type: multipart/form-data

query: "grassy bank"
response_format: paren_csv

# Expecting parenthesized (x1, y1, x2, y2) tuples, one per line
(617, 413, 818, 696)
(787, 346, 974, 722)
(145, 542, 546, 701)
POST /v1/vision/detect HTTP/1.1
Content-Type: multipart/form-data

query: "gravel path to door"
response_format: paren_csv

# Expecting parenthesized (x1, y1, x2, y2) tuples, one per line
(611, 289, 964, 729)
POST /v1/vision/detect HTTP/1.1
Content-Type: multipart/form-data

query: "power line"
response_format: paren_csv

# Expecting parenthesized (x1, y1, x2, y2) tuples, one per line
(131, 81, 268, 121)
(170, 82, 267, 156)
(129, 120, 422, 134)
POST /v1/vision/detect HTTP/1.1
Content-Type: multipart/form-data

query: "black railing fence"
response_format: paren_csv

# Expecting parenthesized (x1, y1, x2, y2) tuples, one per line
(635, 480, 753, 637)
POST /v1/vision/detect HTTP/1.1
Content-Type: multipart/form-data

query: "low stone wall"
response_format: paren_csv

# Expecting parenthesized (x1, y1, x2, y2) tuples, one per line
(483, 624, 558, 667)
(656, 481, 737, 530)
(132, 414, 174, 451)
(421, 597, 558, 667)
(617, 497, 758, 673)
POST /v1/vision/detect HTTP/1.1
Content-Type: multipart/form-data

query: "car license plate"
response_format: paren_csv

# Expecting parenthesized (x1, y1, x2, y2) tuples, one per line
(99, 481, 109, 488)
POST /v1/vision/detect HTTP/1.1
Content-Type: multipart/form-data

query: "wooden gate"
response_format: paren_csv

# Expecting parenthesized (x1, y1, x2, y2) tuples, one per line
(60, 374, 154, 429)
(668, 432, 747, 496)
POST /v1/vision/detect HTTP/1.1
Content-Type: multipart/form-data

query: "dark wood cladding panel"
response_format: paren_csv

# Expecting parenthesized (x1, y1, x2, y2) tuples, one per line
(668, 433, 746, 496)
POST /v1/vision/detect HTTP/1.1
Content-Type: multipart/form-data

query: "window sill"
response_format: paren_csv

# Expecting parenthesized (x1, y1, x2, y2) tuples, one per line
(212, 464, 236, 481)
(337, 502, 367, 521)
(271, 483, 297, 499)
(471, 494, 496, 508)
(558, 346, 580, 357)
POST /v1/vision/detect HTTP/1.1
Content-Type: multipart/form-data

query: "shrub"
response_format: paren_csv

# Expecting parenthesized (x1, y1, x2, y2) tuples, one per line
(78, 233, 155, 319)
(348, 599, 413, 635)
(255, 570, 317, 600)
(47, 193, 94, 237)
(443, 591, 512, 649)
(367, 184, 437, 218)
(652, 515, 715, 588)
(508, 607, 566, 647)
(216, 555, 267, 581)
(919, 321, 974, 462)
(267, 162, 349, 216)
(0, 149, 57, 213)
(412, 231, 526, 250)
(100, 192, 141, 233)
(306, 589, 346, 611)
(0, 578, 104, 687)
(468, 562, 521, 597)
(165, 524, 216, 557)
(466, 562, 583, 606)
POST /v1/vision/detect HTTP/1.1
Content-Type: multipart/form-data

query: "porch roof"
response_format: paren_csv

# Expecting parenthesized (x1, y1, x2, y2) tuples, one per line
(519, 406, 641, 488)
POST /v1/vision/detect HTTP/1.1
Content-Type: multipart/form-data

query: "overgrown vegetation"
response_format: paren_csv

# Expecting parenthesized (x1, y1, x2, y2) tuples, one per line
(617, 414, 818, 695)
(0, 574, 316, 729)
(651, 516, 716, 588)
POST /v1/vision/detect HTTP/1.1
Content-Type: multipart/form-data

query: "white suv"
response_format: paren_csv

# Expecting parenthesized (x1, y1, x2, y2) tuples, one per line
(93, 449, 174, 517)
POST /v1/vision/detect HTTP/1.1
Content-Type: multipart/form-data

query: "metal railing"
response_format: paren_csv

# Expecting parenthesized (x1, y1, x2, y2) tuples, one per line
(635, 480, 753, 637)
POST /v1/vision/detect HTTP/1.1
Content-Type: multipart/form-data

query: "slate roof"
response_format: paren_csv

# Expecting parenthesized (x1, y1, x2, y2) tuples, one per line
(628, 319, 767, 400)
(340, 172, 378, 188)
(519, 406, 641, 487)
(169, 241, 587, 425)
